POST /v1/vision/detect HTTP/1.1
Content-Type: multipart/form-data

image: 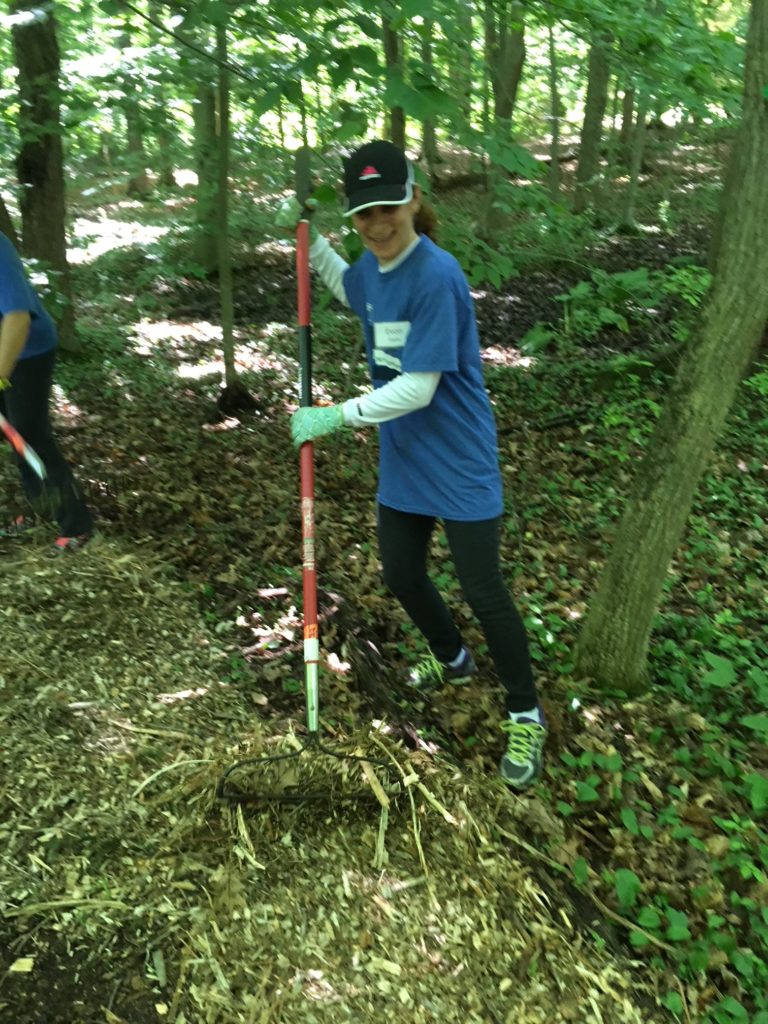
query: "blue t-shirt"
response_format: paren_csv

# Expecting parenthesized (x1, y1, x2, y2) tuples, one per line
(0, 232, 58, 359)
(343, 235, 503, 521)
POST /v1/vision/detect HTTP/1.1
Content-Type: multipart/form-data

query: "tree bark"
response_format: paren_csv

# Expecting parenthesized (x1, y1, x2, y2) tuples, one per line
(619, 87, 650, 230)
(421, 18, 439, 174)
(546, 23, 560, 200)
(215, 22, 236, 390)
(575, 0, 768, 695)
(10, 0, 77, 350)
(119, 21, 152, 197)
(619, 86, 635, 158)
(148, 0, 177, 188)
(454, 1, 474, 126)
(574, 33, 611, 214)
(193, 80, 218, 275)
(382, 7, 406, 151)
(485, 0, 526, 133)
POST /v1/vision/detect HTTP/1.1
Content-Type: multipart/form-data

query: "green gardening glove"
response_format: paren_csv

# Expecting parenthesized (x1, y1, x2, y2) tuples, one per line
(291, 405, 345, 447)
(275, 196, 318, 241)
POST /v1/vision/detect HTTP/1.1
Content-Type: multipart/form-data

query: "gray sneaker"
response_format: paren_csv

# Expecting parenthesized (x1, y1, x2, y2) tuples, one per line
(408, 648, 477, 691)
(499, 712, 547, 789)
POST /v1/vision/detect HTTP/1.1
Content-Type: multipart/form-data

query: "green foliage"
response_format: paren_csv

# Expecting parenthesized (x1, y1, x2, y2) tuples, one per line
(521, 264, 712, 355)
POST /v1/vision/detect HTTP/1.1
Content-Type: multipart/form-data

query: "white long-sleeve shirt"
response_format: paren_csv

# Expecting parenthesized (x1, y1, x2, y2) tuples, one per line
(309, 234, 441, 427)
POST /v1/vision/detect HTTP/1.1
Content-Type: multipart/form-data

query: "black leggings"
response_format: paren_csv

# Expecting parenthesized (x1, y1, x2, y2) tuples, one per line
(1, 349, 93, 536)
(377, 503, 537, 713)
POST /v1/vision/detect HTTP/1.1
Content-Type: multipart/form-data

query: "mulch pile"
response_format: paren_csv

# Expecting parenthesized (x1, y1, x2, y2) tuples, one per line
(0, 538, 668, 1023)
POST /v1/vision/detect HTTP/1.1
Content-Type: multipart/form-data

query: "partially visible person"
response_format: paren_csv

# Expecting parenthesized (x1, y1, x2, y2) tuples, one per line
(276, 141, 547, 788)
(0, 231, 94, 551)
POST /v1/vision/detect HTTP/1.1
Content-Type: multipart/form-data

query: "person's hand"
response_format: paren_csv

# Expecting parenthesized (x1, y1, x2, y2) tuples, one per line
(291, 405, 345, 447)
(275, 196, 318, 240)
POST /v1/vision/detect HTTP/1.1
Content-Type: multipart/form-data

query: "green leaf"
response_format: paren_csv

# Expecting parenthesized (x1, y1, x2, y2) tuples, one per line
(281, 79, 303, 106)
(615, 868, 642, 908)
(712, 996, 749, 1022)
(620, 807, 640, 835)
(740, 714, 768, 737)
(572, 857, 589, 885)
(253, 85, 284, 117)
(575, 782, 599, 802)
(665, 908, 691, 942)
(745, 772, 768, 814)
(661, 992, 683, 1015)
(312, 184, 338, 205)
(702, 653, 736, 688)
(637, 906, 661, 929)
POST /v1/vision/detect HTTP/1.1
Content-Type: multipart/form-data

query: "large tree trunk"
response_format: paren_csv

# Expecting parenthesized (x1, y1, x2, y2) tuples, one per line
(485, 0, 526, 133)
(574, 0, 768, 695)
(574, 33, 611, 214)
(382, 7, 406, 151)
(10, 0, 77, 351)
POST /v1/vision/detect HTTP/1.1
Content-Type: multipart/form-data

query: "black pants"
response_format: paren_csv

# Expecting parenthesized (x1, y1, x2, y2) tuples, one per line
(377, 503, 537, 713)
(1, 349, 93, 537)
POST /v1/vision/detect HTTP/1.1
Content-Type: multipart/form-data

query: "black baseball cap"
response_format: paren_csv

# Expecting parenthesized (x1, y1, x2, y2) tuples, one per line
(342, 140, 415, 217)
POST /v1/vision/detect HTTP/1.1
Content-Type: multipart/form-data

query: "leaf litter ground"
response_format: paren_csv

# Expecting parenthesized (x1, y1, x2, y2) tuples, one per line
(1, 165, 767, 1023)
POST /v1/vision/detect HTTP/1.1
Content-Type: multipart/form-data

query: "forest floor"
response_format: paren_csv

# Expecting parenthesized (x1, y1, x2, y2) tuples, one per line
(1, 143, 767, 1024)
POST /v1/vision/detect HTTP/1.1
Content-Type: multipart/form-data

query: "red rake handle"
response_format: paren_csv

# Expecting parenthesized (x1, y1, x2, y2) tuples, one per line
(295, 147, 319, 735)
(0, 411, 47, 480)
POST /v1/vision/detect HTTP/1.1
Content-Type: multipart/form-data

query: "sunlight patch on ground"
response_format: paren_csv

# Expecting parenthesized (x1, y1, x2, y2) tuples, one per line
(482, 345, 535, 369)
(51, 384, 85, 422)
(69, 216, 169, 263)
(131, 319, 220, 356)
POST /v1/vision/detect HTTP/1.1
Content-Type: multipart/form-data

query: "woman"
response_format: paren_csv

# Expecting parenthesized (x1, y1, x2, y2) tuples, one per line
(0, 230, 94, 550)
(281, 140, 545, 788)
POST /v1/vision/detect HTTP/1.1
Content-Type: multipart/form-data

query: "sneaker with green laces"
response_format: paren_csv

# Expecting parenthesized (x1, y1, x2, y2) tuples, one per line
(407, 647, 477, 691)
(499, 712, 547, 789)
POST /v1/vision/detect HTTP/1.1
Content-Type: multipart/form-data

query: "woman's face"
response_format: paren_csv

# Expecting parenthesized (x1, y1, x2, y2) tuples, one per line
(351, 189, 421, 264)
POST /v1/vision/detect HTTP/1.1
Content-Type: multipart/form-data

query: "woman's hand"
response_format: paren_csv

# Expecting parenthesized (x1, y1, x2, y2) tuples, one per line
(275, 196, 318, 240)
(290, 405, 345, 447)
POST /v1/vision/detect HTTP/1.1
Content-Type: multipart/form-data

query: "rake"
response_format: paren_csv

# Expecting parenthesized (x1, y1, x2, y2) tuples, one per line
(217, 148, 395, 807)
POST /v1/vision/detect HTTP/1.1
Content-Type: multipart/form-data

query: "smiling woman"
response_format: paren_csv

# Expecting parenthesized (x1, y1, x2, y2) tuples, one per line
(278, 140, 548, 790)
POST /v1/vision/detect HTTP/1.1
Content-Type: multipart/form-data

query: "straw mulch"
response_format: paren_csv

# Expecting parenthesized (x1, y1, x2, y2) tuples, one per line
(0, 537, 668, 1024)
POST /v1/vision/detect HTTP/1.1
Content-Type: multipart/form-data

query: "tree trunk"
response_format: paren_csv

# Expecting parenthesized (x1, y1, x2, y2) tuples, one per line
(10, 0, 77, 351)
(546, 24, 560, 200)
(619, 86, 635, 158)
(0, 193, 19, 248)
(574, 0, 768, 695)
(215, 22, 236, 390)
(574, 33, 611, 214)
(454, 1, 474, 125)
(148, 1, 176, 189)
(193, 80, 218, 275)
(119, 22, 152, 197)
(619, 88, 650, 230)
(485, 0, 526, 133)
(421, 18, 438, 174)
(382, 8, 406, 151)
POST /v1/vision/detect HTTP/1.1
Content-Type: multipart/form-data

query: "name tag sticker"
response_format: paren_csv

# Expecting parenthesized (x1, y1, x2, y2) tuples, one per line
(374, 321, 411, 349)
